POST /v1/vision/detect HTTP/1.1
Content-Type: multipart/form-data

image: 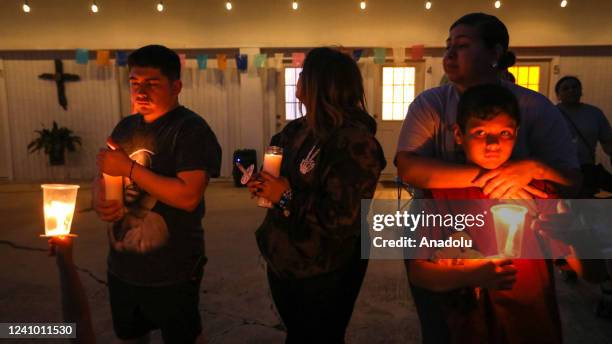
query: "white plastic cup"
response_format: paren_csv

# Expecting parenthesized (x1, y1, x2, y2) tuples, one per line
(491, 204, 528, 258)
(41, 184, 79, 237)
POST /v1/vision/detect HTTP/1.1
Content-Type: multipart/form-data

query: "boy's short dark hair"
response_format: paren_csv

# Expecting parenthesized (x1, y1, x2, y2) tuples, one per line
(555, 75, 581, 95)
(457, 84, 520, 132)
(128, 45, 181, 81)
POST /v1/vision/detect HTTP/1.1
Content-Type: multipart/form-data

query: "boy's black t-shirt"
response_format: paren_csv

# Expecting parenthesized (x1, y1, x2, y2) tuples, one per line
(107, 106, 222, 286)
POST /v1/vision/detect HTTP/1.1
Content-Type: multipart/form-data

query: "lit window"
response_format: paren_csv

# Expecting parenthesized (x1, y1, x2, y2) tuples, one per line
(508, 66, 540, 92)
(382, 67, 416, 121)
(284, 67, 304, 120)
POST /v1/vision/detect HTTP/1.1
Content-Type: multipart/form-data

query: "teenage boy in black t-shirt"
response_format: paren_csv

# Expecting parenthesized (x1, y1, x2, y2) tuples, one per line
(94, 45, 221, 343)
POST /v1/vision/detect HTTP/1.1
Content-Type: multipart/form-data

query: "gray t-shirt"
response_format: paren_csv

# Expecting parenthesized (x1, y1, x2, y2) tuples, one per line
(396, 81, 579, 170)
(557, 103, 612, 165)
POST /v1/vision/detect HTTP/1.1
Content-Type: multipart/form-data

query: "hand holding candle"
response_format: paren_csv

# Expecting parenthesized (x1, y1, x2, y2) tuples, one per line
(97, 138, 132, 178)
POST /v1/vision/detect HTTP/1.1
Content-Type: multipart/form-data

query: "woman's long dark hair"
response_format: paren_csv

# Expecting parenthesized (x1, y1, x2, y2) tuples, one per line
(450, 12, 516, 70)
(298, 47, 367, 138)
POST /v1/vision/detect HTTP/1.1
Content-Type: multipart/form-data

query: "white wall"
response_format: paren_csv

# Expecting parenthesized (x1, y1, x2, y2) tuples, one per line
(555, 57, 612, 169)
(2, 60, 120, 181)
(0, 0, 610, 50)
(0, 60, 12, 180)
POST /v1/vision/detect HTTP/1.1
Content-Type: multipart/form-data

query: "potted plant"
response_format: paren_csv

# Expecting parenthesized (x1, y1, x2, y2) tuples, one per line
(27, 121, 82, 166)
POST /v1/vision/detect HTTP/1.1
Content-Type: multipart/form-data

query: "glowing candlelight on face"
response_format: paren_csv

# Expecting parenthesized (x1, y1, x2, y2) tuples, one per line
(41, 184, 79, 237)
(491, 204, 527, 257)
(258, 146, 283, 208)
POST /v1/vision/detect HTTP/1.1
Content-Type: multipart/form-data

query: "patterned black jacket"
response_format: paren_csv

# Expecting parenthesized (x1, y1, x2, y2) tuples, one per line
(256, 110, 386, 279)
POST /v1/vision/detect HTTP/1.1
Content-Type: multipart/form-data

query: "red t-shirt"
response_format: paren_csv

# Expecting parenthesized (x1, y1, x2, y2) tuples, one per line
(424, 182, 565, 344)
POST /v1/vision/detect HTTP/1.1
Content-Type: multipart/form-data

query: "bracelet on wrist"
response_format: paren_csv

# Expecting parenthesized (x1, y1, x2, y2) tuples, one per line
(278, 188, 293, 216)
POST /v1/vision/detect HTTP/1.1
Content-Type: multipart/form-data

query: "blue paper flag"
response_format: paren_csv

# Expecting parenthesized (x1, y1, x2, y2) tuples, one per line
(352, 49, 363, 62)
(236, 54, 248, 72)
(197, 55, 208, 70)
(75, 49, 89, 65)
(115, 51, 128, 66)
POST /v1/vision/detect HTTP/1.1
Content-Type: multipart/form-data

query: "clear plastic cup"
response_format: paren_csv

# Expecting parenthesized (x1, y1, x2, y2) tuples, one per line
(41, 184, 79, 237)
(491, 204, 528, 257)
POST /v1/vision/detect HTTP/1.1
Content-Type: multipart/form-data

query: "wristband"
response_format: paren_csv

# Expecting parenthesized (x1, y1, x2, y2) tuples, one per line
(278, 188, 293, 217)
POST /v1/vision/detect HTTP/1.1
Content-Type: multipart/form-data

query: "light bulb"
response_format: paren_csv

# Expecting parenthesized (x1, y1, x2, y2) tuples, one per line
(157, 2, 164, 12)
(226, 1, 232, 10)
(292, 1, 298, 10)
(560, 0, 568, 7)
(91, 2, 99, 13)
(425, 1, 432, 10)
(360, 1, 366, 10)
(22, 2, 31, 13)
(494, 0, 501, 9)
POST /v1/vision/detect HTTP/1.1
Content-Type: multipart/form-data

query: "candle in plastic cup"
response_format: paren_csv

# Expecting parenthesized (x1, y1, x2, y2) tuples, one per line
(258, 146, 283, 208)
(491, 204, 528, 258)
(41, 184, 79, 237)
(103, 173, 123, 203)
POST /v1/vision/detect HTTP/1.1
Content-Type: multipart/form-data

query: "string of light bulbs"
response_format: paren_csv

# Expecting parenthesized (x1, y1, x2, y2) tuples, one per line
(18, 1, 572, 14)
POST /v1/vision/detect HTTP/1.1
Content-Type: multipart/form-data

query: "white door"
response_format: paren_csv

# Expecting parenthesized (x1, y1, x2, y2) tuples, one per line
(373, 62, 425, 179)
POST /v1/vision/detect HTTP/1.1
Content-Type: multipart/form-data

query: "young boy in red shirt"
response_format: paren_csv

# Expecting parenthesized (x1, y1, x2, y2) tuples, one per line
(408, 84, 574, 344)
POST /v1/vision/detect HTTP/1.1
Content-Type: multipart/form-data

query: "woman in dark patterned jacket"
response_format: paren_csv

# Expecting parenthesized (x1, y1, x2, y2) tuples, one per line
(248, 47, 386, 343)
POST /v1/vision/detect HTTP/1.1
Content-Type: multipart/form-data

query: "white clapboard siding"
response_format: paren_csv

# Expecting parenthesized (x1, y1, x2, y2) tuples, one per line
(178, 63, 241, 177)
(3, 59, 121, 181)
(558, 57, 612, 170)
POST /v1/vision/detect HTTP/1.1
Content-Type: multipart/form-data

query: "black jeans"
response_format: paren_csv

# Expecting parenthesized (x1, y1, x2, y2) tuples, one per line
(267, 253, 368, 344)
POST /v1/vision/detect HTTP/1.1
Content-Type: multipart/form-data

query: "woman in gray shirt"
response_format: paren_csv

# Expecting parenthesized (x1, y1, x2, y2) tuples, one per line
(396, 13, 579, 199)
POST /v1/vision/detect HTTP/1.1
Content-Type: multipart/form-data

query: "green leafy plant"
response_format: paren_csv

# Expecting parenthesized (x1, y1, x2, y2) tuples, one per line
(27, 121, 82, 166)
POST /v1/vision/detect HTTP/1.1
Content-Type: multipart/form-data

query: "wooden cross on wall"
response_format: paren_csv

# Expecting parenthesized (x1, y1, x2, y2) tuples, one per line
(38, 59, 80, 110)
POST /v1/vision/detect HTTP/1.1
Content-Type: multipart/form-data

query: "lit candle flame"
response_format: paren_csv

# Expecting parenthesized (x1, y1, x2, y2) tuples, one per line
(44, 201, 76, 237)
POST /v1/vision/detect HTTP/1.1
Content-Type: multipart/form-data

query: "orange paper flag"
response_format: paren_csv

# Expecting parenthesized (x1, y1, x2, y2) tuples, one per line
(96, 50, 110, 66)
(217, 54, 227, 71)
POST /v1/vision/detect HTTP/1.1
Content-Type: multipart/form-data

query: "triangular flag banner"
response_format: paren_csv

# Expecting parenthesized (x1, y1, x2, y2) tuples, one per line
(411, 44, 425, 60)
(96, 50, 111, 66)
(115, 51, 128, 66)
(236, 54, 248, 72)
(352, 49, 363, 62)
(254, 54, 267, 68)
(292, 52, 305, 67)
(393, 47, 406, 63)
(197, 55, 208, 70)
(373, 48, 386, 64)
(179, 54, 187, 67)
(217, 54, 227, 71)
(273, 53, 284, 70)
(75, 49, 89, 65)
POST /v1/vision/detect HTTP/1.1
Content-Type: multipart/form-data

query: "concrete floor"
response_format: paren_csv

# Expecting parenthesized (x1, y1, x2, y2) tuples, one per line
(0, 180, 610, 343)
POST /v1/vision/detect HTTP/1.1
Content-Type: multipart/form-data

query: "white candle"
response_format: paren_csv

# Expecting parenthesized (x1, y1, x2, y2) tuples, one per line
(262, 153, 282, 177)
(103, 173, 123, 203)
(258, 146, 283, 208)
